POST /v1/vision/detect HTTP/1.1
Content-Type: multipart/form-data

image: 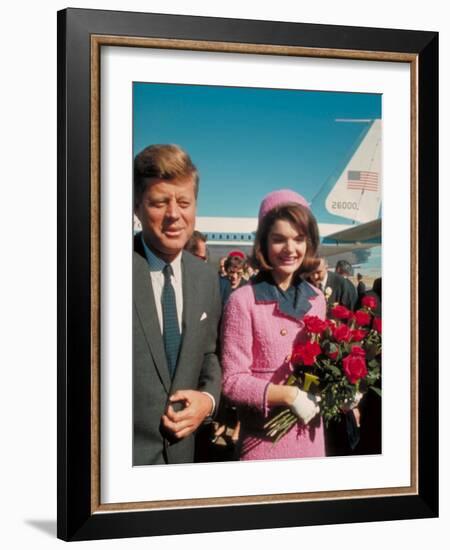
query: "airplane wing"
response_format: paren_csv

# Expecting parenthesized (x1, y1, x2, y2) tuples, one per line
(319, 218, 381, 257)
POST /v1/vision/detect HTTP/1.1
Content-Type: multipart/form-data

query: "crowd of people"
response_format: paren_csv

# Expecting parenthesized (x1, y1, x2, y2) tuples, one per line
(133, 143, 381, 466)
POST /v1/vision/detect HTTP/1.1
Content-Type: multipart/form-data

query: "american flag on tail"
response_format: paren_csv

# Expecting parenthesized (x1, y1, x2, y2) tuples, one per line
(347, 170, 379, 192)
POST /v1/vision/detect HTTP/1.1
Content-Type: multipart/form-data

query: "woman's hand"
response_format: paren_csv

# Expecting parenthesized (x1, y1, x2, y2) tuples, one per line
(266, 384, 320, 424)
(288, 388, 321, 424)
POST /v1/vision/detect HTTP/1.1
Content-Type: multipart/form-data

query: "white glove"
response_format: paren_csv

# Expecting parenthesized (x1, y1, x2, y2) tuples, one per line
(289, 388, 321, 424)
(341, 391, 364, 412)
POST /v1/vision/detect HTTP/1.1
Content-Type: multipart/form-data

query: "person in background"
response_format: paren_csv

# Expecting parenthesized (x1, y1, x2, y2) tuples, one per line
(357, 277, 382, 316)
(228, 249, 246, 260)
(219, 255, 248, 306)
(185, 230, 208, 261)
(354, 276, 382, 456)
(356, 272, 366, 299)
(308, 258, 362, 456)
(244, 258, 258, 281)
(221, 189, 326, 461)
(213, 254, 249, 459)
(226, 255, 247, 290)
(335, 259, 358, 310)
(309, 257, 356, 311)
(218, 256, 228, 278)
(372, 277, 382, 304)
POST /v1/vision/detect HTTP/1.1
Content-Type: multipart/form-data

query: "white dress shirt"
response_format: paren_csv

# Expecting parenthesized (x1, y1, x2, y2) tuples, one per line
(141, 236, 183, 334)
(140, 235, 215, 415)
(320, 271, 329, 291)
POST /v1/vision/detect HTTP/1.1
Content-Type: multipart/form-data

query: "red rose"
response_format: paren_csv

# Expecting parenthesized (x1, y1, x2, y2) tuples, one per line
(349, 346, 365, 357)
(326, 342, 340, 360)
(303, 315, 328, 335)
(342, 347, 368, 384)
(292, 341, 322, 366)
(351, 328, 368, 342)
(333, 324, 352, 343)
(354, 310, 371, 326)
(372, 317, 382, 333)
(331, 304, 352, 320)
(362, 295, 377, 310)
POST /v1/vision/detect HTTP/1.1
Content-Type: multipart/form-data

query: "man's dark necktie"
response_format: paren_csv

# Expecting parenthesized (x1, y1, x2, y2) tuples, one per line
(162, 264, 181, 378)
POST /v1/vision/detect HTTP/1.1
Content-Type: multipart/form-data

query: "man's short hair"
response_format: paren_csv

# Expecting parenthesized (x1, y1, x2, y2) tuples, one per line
(134, 144, 199, 207)
(186, 230, 206, 244)
(335, 259, 354, 277)
(185, 230, 208, 258)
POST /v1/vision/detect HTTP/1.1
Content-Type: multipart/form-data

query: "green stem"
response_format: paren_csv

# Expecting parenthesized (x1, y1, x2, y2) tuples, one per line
(263, 408, 291, 429)
(273, 418, 297, 443)
(274, 413, 296, 432)
(268, 413, 297, 441)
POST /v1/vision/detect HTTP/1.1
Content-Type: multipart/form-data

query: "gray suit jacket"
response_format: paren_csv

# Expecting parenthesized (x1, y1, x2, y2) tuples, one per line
(133, 234, 222, 465)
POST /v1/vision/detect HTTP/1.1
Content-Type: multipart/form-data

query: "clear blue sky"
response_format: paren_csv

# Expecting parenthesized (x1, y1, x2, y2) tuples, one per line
(133, 82, 381, 275)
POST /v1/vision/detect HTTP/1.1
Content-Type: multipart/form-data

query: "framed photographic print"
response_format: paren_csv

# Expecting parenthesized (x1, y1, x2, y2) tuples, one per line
(57, 8, 438, 541)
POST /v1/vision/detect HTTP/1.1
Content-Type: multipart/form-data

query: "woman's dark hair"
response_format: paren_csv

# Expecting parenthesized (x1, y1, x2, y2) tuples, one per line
(252, 203, 320, 276)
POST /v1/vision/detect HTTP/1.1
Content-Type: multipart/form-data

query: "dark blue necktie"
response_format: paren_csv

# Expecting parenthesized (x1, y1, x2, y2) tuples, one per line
(162, 264, 181, 378)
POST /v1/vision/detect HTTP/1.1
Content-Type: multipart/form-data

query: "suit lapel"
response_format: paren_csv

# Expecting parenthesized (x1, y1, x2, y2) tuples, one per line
(133, 250, 171, 393)
(327, 271, 337, 301)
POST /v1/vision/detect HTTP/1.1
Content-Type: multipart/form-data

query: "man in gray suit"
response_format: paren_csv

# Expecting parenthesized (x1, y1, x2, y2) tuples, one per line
(133, 144, 222, 465)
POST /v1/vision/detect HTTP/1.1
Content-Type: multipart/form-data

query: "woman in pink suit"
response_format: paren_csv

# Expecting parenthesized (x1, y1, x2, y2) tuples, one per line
(221, 190, 326, 461)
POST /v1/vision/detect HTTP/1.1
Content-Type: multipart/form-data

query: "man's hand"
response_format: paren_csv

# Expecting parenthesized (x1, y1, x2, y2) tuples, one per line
(341, 391, 364, 412)
(341, 392, 364, 427)
(352, 407, 361, 428)
(161, 390, 213, 440)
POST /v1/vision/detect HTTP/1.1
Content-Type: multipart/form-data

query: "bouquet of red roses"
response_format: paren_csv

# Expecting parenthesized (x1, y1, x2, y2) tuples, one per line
(264, 295, 382, 443)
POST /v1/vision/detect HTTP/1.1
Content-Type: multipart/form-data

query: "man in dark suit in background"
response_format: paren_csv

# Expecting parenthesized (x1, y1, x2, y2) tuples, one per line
(356, 277, 382, 316)
(309, 257, 361, 456)
(133, 144, 222, 465)
(309, 258, 356, 311)
(356, 272, 366, 300)
(335, 259, 358, 310)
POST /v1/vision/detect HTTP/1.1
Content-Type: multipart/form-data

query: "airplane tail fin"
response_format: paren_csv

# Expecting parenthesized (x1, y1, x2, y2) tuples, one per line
(312, 119, 382, 224)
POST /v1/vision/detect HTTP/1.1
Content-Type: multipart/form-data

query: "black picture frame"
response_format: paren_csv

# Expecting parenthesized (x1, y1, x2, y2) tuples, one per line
(57, 7, 438, 541)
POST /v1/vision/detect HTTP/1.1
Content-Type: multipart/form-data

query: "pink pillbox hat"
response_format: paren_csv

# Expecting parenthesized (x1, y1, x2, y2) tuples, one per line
(258, 189, 310, 222)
